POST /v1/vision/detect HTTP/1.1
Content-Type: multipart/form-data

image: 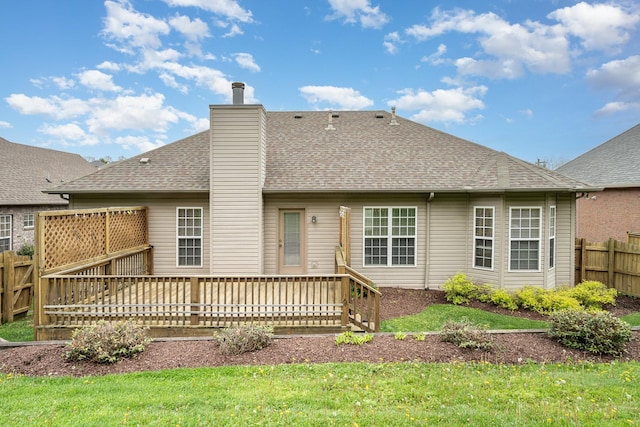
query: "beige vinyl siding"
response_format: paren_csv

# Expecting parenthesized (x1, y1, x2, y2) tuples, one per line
(553, 193, 575, 287)
(69, 193, 209, 275)
(210, 105, 266, 274)
(425, 194, 469, 289)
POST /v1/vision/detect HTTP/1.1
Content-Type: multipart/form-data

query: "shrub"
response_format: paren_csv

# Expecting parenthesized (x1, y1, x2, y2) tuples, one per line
(539, 293, 583, 314)
(489, 289, 518, 310)
(548, 310, 632, 356)
(440, 319, 494, 351)
(564, 281, 617, 310)
(214, 325, 273, 355)
(17, 244, 34, 258)
(335, 331, 374, 345)
(442, 273, 479, 305)
(514, 286, 545, 313)
(65, 320, 151, 363)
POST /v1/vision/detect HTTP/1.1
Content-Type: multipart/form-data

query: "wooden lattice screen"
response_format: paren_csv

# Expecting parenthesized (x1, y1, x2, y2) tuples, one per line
(37, 207, 148, 272)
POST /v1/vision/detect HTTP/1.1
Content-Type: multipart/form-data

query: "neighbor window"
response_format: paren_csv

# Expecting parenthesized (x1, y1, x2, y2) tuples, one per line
(549, 206, 556, 269)
(0, 215, 11, 252)
(474, 207, 494, 269)
(363, 207, 416, 266)
(177, 208, 202, 267)
(509, 207, 541, 271)
(23, 213, 34, 229)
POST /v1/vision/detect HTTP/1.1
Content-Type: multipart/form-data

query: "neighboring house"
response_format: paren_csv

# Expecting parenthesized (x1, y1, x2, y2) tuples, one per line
(0, 137, 96, 252)
(47, 83, 595, 290)
(557, 123, 640, 242)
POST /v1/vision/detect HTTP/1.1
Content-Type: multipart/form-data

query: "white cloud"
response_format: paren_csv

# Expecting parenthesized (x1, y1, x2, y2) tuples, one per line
(6, 94, 91, 119)
(233, 53, 260, 72)
(548, 2, 640, 52)
(85, 93, 180, 135)
(405, 8, 571, 78)
(51, 76, 76, 90)
(383, 32, 402, 54)
(169, 14, 210, 41)
(77, 70, 123, 92)
(587, 55, 640, 114)
(299, 85, 374, 109)
(421, 43, 447, 65)
(389, 85, 487, 124)
(222, 23, 243, 38)
(97, 61, 121, 71)
(520, 109, 534, 119)
(114, 135, 166, 152)
(189, 117, 210, 133)
(0, 121, 12, 128)
(162, 0, 253, 23)
(37, 123, 101, 146)
(327, 0, 389, 29)
(102, 0, 171, 52)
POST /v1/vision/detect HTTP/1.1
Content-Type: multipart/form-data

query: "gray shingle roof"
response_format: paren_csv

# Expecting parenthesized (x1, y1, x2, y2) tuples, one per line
(556, 123, 640, 187)
(0, 137, 97, 205)
(47, 110, 593, 195)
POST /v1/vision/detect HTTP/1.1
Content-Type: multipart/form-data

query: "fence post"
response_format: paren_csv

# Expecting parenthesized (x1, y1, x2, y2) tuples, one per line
(580, 238, 586, 284)
(341, 275, 349, 328)
(608, 238, 615, 288)
(190, 277, 200, 325)
(2, 251, 15, 323)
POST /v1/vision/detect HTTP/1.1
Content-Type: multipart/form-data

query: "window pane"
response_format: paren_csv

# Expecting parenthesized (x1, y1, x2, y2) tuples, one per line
(364, 238, 388, 265)
(474, 208, 494, 269)
(283, 212, 301, 266)
(392, 237, 415, 265)
(177, 208, 202, 266)
(0, 215, 11, 252)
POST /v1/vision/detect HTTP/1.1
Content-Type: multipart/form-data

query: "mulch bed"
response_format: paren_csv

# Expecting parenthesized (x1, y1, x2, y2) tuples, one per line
(1, 288, 639, 377)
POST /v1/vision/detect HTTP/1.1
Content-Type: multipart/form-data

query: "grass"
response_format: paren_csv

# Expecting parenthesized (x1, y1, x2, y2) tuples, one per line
(381, 304, 550, 332)
(0, 362, 638, 426)
(0, 312, 33, 342)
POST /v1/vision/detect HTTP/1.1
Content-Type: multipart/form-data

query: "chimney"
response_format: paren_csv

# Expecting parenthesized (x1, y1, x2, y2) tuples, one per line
(232, 82, 245, 105)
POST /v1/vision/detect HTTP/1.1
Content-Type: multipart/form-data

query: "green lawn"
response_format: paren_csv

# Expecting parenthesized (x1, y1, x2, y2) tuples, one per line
(1, 362, 638, 426)
(380, 304, 550, 332)
(0, 313, 33, 342)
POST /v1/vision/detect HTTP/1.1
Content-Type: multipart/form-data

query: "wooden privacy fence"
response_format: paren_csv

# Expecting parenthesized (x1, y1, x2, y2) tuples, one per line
(0, 251, 34, 323)
(575, 237, 640, 297)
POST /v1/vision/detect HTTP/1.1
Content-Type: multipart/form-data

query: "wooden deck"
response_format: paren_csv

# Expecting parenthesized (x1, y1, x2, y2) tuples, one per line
(40, 275, 349, 338)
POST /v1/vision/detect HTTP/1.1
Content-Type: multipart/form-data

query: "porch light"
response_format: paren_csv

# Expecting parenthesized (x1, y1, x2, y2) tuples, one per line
(311, 215, 317, 223)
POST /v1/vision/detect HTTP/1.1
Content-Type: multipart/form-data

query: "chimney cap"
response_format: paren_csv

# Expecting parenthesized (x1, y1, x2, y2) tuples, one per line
(232, 82, 245, 105)
(232, 82, 245, 89)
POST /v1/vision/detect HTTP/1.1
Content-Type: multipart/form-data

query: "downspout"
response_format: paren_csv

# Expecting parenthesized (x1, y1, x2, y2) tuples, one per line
(424, 192, 435, 289)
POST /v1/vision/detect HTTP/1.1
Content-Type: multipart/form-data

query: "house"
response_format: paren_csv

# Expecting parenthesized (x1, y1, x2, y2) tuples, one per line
(556, 123, 640, 242)
(46, 83, 595, 290)
(0, 137, 96, 253)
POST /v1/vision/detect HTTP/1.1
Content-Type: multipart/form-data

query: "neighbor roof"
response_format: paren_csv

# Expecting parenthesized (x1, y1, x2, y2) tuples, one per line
(47, 110, 594, 195)
(556, 123, 640, 187)
(0, 137, 96, 205)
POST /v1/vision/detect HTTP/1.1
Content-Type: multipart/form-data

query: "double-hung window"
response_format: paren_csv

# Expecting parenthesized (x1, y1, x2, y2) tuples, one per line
(474, 207, 494, 269)
(509, 207, 541, 271)
(177, 208, 202, 267)
(549, 206, 556, 269)
(363, 207, 416, 266)
(0, 215, 11, 252)
(23, 213, 34, 229)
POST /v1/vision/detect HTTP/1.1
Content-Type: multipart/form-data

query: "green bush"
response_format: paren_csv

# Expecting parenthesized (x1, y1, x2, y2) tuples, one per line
(65, 320, 151, 363)
(514, 286, 545, 313)
(214, 325, 273, 355)
(17, 244, 34, 258)
(489, 289, 518, 311)
(539, 292, 583, 314)
(442, 273, 479, 304)
(335, 331, 374, 345)
(440, 318, 494, 351)
(548, 310, 632, 356)
(564, 281, 617, 310)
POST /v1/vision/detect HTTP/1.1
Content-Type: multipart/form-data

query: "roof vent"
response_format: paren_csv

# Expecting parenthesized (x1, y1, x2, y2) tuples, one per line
(139, 157, 150, 164)
(325, 112, 336, 131)
(389, 107, 399, 126)
(294, 113, 303, 119)
(331, 113, 340, 118)
(375, 112, 384, 119)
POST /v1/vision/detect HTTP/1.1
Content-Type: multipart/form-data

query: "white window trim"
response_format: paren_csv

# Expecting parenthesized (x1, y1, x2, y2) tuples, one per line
(508, 206, 542, 272)
(0, 214, 12, 252)
(23, 213, 34, 230)
(473, 206, 494, 271)
(549, 206, 556, 270)
(176, 207, 203, 268)
(362, 206, 418, 268)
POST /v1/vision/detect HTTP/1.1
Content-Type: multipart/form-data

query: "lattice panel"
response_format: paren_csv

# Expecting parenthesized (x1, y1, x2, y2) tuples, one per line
(40, 207, 148, 272)
(107, 209, 148, 252)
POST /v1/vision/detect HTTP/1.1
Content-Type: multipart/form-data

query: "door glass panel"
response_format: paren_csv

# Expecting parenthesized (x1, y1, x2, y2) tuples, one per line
(283, 212, 301, 266)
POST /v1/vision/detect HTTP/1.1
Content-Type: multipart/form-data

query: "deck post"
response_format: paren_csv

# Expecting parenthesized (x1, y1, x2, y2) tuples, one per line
(190, 277, 200, 325)
(340, 275, 349, 327)
(608, 238, 615, 288)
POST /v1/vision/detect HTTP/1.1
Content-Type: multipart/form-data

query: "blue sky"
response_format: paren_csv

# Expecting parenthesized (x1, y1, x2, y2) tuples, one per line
(1, 0, 638, 166)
